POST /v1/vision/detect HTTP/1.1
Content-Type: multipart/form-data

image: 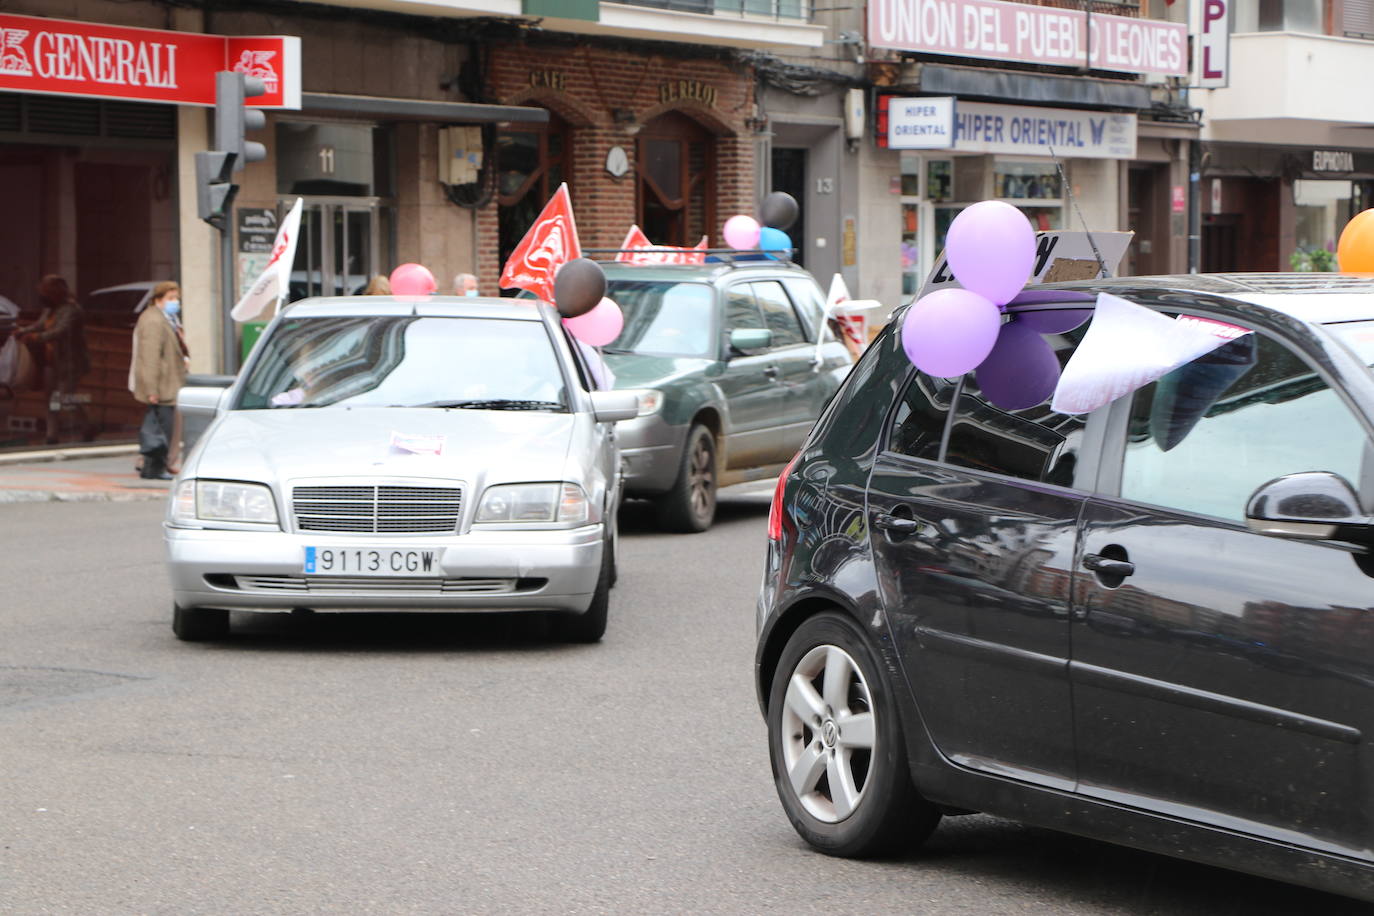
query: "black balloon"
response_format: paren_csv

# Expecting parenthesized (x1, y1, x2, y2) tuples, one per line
(553, 258, 606, 318)
(760, 191, 799, 231)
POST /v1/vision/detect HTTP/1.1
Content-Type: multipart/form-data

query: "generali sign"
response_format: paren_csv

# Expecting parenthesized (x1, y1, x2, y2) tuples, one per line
(869, 0, 1188, 77)
(0, 13, 300, 108)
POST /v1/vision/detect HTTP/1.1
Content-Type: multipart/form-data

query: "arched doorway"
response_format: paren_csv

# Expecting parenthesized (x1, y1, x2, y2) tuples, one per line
(637, 111, 716, 247)
(497, 109, 572, 292)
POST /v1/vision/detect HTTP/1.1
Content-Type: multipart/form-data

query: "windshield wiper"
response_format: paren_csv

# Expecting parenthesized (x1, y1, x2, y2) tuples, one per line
(414, 398, 564, 410)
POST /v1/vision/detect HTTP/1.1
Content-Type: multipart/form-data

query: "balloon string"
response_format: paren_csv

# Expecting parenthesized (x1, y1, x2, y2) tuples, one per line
(1047, 144, 1110, 279)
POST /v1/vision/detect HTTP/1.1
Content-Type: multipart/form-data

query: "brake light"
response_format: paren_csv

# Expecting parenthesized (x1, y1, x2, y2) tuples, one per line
(768, 452, 801, 542)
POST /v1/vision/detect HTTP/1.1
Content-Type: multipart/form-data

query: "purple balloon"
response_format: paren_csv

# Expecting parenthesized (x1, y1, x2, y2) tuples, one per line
(901, 288, 1002, 379)
(1015, 308, 1092, 334)
(945, 201, 1037, 306)
(975, 321, 1062, 411)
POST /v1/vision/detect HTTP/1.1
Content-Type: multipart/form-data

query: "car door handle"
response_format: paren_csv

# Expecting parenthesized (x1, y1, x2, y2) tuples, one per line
(763, 365, 779, 379)
(1083, 554, 1135, 577)
(873, 513, 923, 536)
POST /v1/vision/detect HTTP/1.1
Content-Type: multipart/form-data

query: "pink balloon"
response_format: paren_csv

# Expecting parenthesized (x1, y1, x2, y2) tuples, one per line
(389, 263, 436, 297)
(901, 288, 1002, 379)
(945, 201, 1036, 305)
(723, 215, 761, 250)
(564, 297, 624, 347)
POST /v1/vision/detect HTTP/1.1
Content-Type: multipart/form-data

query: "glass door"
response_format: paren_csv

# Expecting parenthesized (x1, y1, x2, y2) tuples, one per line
(283, 197, 386, 302)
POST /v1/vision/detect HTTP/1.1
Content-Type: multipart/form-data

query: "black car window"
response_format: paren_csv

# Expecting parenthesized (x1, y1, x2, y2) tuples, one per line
(886, 370, 954, 460)
(751, 281, 806, 348)
(725, 285, 765, 330)
(945, 325, 1088, 488)
(1118, 328, 1368, 521)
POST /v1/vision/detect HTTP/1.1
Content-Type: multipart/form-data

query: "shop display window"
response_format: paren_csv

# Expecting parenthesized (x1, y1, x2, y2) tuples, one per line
(994, 160, 1064, 232)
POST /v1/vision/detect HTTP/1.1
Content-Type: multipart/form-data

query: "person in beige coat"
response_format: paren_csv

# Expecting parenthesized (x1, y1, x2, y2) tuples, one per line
(132, 281, 188, 479)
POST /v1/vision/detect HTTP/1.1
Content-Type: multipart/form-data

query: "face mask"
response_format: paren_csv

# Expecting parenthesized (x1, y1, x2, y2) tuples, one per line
(164, 299, 181, 318)
(464, 288, 478, 297)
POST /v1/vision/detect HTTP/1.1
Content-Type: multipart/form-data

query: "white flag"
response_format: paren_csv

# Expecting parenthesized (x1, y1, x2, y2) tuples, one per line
(1051, 292, 1250, 415)
(231, 197, 303, 322)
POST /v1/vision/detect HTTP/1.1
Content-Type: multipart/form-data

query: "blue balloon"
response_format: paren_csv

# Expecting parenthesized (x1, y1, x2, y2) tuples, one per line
(758, 226, 792, 260)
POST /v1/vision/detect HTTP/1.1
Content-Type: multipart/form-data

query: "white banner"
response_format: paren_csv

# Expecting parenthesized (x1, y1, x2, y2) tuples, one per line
(231, 197, 302, 322)
(952, 101, 1136, 159)
(1197, 0, 1230, 88)
(887, 96, 956, 150)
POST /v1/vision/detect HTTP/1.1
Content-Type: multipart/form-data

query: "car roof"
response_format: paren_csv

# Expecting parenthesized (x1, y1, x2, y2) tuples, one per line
(598, 260, 814, 283)
(281, 295, 547, 321)
(89, 282, 155, 296)
(1016, 273, 1374, 326)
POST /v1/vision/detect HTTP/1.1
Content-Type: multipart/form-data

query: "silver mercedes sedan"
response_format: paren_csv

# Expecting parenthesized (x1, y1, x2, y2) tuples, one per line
(165, 296, 638, 643)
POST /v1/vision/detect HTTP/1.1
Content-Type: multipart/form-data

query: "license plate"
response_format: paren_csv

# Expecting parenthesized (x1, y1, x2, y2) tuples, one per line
(304, 546, 440, 576)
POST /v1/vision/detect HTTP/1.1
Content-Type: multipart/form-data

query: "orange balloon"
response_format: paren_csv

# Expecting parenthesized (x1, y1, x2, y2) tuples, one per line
(1337, 209, 1374, 272)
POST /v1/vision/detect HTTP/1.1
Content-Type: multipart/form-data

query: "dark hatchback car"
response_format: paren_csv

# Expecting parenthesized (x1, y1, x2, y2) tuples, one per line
(756, 274, 1374, 902)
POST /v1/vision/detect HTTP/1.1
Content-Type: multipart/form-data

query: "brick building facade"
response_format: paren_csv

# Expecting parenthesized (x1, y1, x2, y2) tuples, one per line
(477, 40, 759, 295)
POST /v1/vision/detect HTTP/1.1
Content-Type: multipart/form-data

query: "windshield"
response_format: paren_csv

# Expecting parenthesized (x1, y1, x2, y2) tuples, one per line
(235, 315, 568, 410)
(602, 280, 715, 358)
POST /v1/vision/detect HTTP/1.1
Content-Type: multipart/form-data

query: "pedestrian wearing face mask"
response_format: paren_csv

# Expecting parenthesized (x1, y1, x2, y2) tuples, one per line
(453, 273, 479, 297)
(131, 281, 189, 479)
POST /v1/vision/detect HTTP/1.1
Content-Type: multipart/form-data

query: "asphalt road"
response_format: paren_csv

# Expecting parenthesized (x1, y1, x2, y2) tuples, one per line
(0, 493, 1366, 915)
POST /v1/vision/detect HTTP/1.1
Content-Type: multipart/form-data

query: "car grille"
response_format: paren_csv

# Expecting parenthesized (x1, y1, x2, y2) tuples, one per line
(291, 485, 463, 534)
(231, 576, 520, 595)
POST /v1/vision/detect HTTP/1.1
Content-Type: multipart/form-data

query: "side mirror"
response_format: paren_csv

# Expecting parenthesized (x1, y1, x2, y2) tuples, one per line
(1245, 471, 1368, 539)
(177, 384, 230, 420)
(729, 328, 773, 354)
(589, 389, 639, 423)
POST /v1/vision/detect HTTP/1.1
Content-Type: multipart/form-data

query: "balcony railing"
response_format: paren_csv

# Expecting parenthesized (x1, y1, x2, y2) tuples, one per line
(613, 0, 811, 20)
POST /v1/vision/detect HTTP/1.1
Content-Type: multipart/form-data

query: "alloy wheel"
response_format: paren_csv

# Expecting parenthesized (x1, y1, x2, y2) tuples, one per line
(688, 434, 715, 521)
(780, 643, 877, 822)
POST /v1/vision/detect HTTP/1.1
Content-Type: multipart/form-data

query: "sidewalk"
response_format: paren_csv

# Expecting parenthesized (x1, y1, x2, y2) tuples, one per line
(0, 444, 170, 504)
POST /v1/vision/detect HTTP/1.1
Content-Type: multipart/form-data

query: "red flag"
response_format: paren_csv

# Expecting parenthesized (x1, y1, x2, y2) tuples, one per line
(615, 226, 710, 265)
(616, 225, 652, 262)
(500, 183, 581, 302)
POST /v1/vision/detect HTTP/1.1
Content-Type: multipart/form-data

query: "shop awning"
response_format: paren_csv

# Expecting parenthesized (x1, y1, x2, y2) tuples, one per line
(301, 93, 550, 124)
(917, 65, 1151, 112)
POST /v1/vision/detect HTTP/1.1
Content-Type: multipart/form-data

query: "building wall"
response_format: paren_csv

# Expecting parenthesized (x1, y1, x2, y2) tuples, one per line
(478, 41, 758, 294)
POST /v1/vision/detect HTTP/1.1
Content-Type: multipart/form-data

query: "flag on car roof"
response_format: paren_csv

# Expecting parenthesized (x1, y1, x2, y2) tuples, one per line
(615, 224, 708, 265)
(500, 182, 581, 303)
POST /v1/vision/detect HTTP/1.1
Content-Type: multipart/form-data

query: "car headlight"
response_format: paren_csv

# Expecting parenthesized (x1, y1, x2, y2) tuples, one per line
(172, 479, 279, 526)
(622, 388, 664, 417)
(475, 482, 590, 525)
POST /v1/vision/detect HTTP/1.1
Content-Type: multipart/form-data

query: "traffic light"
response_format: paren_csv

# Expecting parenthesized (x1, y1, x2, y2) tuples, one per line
(195, 149, 238, 228)
(214, 70, 267, 172)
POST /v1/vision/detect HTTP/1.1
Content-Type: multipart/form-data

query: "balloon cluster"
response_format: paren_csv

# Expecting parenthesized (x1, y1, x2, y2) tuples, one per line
(722, 192, 799, 259)
(1338, 209, 1374, 272)
(901, 201, 1076, 410)
(555, 258, 623, 346)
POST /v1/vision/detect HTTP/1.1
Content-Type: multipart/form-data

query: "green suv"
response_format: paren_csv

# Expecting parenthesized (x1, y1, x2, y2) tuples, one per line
(598, 259, 854, 532)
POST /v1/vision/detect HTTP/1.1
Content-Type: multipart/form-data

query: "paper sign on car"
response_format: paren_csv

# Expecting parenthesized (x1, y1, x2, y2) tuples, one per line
(918, 230, 1134, 300)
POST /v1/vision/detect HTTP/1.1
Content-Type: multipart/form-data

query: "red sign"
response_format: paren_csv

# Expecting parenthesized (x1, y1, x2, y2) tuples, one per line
(0, 13, 300, 108)
(1171, 185, 1186, 213)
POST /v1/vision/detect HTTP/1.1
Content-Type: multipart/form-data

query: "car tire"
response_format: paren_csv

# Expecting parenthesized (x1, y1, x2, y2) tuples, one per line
(173, 605, 229, 642)
(551, 536, 611, 643)
(655, 424, 716, 533)
(767, 611, 940, 857)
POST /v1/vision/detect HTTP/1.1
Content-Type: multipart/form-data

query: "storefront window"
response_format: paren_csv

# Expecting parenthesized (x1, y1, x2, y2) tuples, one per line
(498, 110, 572, 291)
(1, 97, 178, 447)
(995, 160, 1064, 232)
(1233, 0, 1323, 33)
(1293, 179, 1354, 268)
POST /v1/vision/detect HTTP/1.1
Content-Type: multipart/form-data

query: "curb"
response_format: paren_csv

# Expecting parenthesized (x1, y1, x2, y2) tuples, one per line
(0, 487, 168, 505)
(0, 443, 141, 467)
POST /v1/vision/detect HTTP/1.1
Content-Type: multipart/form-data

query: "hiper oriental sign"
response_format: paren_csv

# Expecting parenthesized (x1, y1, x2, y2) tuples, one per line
(0, 13, 300, 108)
(952, 101, 1136, 159)
(869, 0, 1188, 77)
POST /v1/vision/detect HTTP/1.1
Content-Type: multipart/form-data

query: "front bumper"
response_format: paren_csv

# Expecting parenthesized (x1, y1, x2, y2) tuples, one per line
(615, 414, 687, 494)
(164, 523, 604, 614)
